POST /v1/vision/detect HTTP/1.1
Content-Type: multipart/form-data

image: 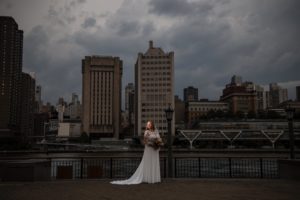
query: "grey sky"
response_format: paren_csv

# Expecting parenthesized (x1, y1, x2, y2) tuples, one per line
(1, 0, 299, 106)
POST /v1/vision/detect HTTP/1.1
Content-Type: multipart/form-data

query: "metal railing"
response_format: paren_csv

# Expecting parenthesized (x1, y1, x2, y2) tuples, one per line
(174, 157, 278, 178)
(47, 156, 279, 179)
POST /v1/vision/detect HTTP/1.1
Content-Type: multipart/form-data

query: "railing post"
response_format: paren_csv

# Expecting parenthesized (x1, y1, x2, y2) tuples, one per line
(174, 158, 177, 178)
(80, 157, 83, 179)
(260, 158, 263, 178)
(164, 157, 167, 178)
(49, 157, 53, 180)
(229, 158, 232, 178)
(198, 157, 201, 178)
(110, 158, 113, 179)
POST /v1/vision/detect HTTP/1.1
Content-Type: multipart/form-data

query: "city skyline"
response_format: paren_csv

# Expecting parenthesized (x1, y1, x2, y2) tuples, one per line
(1, 0, 300, 105)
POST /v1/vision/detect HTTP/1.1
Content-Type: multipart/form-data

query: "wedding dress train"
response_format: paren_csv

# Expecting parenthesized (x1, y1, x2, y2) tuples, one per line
(111, 131, 161, 185)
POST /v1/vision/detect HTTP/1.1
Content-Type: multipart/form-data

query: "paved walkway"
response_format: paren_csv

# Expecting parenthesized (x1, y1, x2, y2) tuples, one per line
(1, 179, 299, 200)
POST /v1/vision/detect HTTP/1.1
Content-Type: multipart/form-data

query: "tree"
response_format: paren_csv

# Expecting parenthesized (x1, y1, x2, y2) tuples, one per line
(235, 111, 245, 119)
(247, 111, 256, 119)
(79, 132, 90, 143)
(215, 110, 225, 119)
(206, 109, 216, 119)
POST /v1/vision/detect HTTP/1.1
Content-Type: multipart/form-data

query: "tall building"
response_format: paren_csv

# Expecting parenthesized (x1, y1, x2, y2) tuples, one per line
(20, 72, 36, 137)
(183, 86, 198, 102)
(174, 95, 185, 126)
(35, 85, 42, 112)
(220, 76, 257, 114)
(33, 112, 49, 137)
(0, 16, 23, 135)
(186, 100, 228, 127)
(296, 86, 300, 102)
(125, 83, 134, 112)
(82, 56, 122, 139)
(135, 41, 174, 136)
(255, 85, 266, 111)
(65, 93, 82, 120)
(125, 83, 135, 125)
(231, 75, 242, 86)
(268, 83, 288, 108)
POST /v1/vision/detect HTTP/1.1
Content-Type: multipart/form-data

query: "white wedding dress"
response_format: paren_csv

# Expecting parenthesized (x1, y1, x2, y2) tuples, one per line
(111, 130, 161, 185)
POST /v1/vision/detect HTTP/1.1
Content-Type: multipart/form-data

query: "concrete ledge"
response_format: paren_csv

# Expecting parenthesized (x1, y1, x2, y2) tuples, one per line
(278, 159, 300, 180)
(0, 159, 51, 181)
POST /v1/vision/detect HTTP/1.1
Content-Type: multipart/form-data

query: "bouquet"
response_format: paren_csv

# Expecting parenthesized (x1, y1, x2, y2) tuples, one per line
(148, 137, 164, 150)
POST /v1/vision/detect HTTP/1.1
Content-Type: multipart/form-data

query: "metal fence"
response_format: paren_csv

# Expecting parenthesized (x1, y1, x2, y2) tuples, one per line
(48, 156, 279, 180)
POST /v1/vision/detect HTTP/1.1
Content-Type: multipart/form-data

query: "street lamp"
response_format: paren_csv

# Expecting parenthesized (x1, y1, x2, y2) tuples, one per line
(286, 105, 295, 159)
(165, 105, 174, 178)
(43, 122, 49, 141)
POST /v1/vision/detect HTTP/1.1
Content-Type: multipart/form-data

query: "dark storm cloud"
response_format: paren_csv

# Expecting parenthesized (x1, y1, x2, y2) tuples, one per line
(70, 0, 86, 7)
(81, 17, 96, 28)
(3, 0, 299, 103)
(23, 25, 50, 74)
(106, 19, 141, 36)
(116, 21, 141, 36)
(148, 0, 213, 17)
(147, 0, 300, 99)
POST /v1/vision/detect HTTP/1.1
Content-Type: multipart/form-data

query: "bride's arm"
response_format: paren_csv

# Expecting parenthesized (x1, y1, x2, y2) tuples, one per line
(143, 131, 149, 145)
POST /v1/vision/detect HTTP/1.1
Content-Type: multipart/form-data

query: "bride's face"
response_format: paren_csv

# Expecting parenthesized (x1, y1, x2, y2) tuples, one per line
(146, 122, 153, 129)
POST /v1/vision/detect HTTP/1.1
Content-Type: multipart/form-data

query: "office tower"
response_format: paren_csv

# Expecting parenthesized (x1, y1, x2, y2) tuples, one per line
(35, 85, 42, 102)
(72, 93, 79, 104)
(231, 75, 242, 86)
(135, 41, 174, 136)
(125, 83, 134, 112)
(57, 97, 66, 106)
(33, 112, 49, 137)
(125, 83, 135, 125)
(296, 86, 300, 102)
(174, 95, 185, 125)
(186, 100, 228, 127)
(0, 16, 23, 135)
(220, 77, 257, 114)
(82, 56, 122, 139)
(184, 86, 198, 102)
(255, 85, 266, 111)
(65, 93, 82, 120)
(35, 85, 42, 112)
(268, 83, 288, 108)
(20, 72, 35, 137)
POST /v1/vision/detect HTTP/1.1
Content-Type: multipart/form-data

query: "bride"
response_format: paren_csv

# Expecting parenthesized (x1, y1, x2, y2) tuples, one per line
(111, 121, 163, 185)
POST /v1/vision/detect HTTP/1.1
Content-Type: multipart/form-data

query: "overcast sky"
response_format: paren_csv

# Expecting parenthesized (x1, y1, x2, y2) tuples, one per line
(1, 0, 299, 106)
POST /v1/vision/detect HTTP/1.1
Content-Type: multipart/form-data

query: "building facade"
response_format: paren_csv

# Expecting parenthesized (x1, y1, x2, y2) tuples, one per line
(35, 85, 43, 113)
(82, 56, 122, 139)
(64, 93, 82, 120)
(20, 72, 36, 137)
(220, 77, 257, 114)
(174, 95, 185, 128)
(125, 83, 135, 126)
(135, 41, 174, 136)
(231, 75, 242, 86)
(0, 17, 23, 135)
(183, 86, 198, 102)
(255, 84, 266, 111)
(125, 83, 134, 112)
(186, 100, 228, 127)
(268, 83, 288, 108)
(58, 121, 81, 138)
(296, 86, 300, 102)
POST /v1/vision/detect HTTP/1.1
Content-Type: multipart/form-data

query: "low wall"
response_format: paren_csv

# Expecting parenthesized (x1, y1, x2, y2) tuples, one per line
(278, 159, 300, 180)
(0, 159, 51, 181)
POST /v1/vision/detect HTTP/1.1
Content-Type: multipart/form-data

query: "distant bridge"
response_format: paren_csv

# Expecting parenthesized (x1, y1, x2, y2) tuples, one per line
(177, 129, 300, 149)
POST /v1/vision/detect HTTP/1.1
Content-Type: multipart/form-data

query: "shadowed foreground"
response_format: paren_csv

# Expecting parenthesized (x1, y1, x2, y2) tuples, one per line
(0, 179, 299, 200)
